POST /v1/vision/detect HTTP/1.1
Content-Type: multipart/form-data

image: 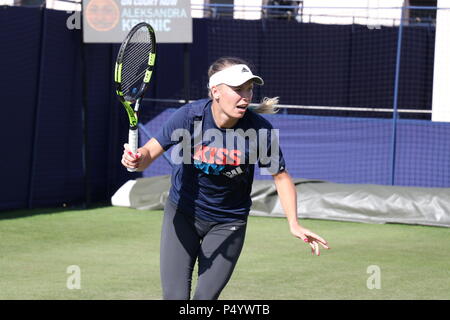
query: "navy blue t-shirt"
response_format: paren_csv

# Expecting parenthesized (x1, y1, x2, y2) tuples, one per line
(154, 99, 286, 222)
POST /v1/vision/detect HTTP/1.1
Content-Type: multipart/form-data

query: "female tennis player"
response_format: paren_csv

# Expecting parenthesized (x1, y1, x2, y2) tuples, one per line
(121, 57, 329, 300)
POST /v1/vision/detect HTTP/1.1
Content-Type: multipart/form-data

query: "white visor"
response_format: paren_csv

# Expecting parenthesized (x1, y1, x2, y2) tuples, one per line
(208, 64, 264, 88)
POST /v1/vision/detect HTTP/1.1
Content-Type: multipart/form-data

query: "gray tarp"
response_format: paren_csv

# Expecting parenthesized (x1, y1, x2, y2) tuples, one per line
(111, 175, 450, 227)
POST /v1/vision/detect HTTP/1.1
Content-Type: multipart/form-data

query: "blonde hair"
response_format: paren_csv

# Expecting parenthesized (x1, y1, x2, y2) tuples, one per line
(249, 97, 280, 114)
(208, 57, 279, 114)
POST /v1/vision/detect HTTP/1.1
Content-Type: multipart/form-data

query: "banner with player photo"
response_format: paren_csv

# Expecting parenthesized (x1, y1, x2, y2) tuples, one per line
(82, 0, 192, 43)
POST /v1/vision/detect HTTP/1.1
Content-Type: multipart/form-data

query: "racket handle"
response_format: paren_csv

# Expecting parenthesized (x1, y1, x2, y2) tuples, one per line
(127, 128, 138, 172)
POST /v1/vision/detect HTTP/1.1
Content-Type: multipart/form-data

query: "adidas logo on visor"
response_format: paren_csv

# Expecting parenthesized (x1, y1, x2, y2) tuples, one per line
(242, 67, 249, 73)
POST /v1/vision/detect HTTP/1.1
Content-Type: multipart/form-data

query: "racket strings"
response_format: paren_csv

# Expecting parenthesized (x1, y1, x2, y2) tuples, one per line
(121, 28, 154, 98)
(124, 46, 150, 78)
(122, 43, 150, 92)
(122, 46, 149, 91)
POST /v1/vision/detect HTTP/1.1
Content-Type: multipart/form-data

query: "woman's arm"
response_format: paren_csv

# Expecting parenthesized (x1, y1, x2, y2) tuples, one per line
(121, 137, 165, 172)
(272, 170, 330, 256)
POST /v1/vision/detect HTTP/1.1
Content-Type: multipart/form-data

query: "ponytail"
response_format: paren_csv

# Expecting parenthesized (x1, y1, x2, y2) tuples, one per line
(250, 97, 279, 114)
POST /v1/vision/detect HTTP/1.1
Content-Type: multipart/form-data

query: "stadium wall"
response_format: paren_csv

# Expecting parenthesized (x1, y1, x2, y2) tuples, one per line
(141, 109, 450, 187)
(0, 7, 447, 211)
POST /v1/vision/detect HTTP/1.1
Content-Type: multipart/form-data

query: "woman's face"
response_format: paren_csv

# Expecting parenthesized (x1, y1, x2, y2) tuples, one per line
(213, 80, 254, 119)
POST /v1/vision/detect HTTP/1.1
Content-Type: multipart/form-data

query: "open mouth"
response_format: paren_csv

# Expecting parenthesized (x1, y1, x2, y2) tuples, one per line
(236, 105, 247, 110)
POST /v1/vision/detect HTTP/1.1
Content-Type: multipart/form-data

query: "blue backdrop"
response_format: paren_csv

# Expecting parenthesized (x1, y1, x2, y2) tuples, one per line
(141, 110, 450, 187)
(0, 7, 446, 211)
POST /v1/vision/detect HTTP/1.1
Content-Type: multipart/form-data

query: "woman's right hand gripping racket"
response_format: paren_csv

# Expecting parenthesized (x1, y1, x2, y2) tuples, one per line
(114, 22, 156, 172)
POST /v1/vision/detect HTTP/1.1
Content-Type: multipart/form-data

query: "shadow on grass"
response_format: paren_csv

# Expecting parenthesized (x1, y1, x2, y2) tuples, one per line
(0, 201, 111, 221)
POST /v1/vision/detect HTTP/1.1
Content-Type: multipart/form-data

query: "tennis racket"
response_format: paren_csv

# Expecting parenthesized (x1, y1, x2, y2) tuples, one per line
(114, 22, 156, 172)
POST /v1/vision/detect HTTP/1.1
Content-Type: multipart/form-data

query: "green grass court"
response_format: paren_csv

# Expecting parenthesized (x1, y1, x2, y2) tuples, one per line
(0, 206, 448, 300)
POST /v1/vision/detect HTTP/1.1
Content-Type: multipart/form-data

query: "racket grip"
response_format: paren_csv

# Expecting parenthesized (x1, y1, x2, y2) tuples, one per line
(127, 128, 138, 172)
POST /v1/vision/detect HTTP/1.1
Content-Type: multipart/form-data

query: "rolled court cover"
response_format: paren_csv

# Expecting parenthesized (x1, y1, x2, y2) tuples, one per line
(111, 176, 450, 227)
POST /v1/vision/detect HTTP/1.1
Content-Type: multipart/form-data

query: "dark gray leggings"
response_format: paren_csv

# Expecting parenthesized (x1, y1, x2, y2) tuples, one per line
(160, 200, 247, 300)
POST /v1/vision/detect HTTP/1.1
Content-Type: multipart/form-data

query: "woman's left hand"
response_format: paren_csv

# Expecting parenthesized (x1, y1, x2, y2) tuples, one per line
(290, 224, 330, 256)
